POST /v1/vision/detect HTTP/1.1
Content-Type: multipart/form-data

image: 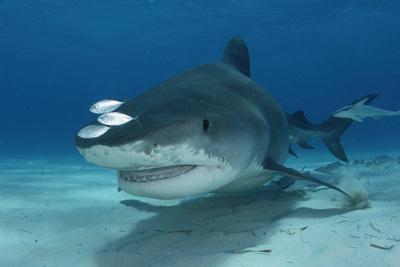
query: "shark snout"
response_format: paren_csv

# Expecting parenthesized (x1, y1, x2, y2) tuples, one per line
(75, 99, 150, 168)
(75, 125, 160, 169)
(76, 141, 158, 169)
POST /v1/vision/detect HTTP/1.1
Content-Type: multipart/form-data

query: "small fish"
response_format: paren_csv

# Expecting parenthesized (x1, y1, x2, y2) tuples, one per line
(77, 125, 111, 139)
(90, 99, 123, 114)
(333, 94, 400, 122)
(98, 112, 133, 126)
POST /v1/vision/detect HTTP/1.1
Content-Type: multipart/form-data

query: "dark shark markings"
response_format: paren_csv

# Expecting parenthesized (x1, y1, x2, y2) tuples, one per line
(75, 36, 353, 200)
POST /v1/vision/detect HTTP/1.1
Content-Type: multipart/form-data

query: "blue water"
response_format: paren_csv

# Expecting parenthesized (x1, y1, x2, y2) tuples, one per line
(1, 0, 400, 159)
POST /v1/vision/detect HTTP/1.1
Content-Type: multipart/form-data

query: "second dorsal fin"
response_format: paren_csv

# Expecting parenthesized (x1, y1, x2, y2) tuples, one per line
(291, 111, 311, 125)
(222, 36, 251, 77)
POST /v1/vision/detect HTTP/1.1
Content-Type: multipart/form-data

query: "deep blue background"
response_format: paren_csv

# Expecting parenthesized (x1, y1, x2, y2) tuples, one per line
(1, 0, 399, 159)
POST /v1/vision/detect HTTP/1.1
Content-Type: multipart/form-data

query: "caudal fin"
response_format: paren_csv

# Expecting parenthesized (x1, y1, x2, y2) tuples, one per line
(320, 117, 353, 162)
(287, 94, 379, 162)
(320, 94, 379, 162)
(287, 110, 352, 161)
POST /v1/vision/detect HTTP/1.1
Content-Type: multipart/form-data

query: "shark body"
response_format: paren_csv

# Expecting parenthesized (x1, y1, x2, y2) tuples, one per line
(75, 37, 353, 200)
(333, 94, 400, 122)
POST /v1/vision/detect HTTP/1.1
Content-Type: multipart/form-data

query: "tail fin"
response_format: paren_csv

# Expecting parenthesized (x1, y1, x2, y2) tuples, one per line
(287, 110, 352, 161)
(288, 93, 379, 162)
(320, 117, 353, 162)
(321, 93, 379, 162)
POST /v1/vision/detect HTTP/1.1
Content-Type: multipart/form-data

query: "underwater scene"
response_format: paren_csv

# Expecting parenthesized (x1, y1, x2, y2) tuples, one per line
(1, 1, 400, 266)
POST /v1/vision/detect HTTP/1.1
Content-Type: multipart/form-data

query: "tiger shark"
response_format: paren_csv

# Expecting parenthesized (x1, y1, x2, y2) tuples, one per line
(75, 37, 353, 200)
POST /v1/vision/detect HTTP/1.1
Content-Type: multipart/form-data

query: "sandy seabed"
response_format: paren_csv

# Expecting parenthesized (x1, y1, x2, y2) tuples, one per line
(1, 154, 399, 267)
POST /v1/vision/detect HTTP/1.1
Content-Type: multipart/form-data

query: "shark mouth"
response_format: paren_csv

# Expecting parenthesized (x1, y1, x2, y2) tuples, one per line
(118, 165, 197, 182)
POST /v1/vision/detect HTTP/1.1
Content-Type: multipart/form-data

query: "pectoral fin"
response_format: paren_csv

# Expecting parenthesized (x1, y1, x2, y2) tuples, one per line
(298, 141, 315, 149)
(263, 158, 353, 199)
(289, 146, 298, 158)
(353, 116, 364, 122)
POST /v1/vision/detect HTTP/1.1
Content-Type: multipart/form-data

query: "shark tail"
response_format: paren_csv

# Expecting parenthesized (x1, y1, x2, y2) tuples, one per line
(288, 94, 379, 162)
(320, 93, 380, 161)
(288, 110, 353, 162)
(320, 116, 353, 162)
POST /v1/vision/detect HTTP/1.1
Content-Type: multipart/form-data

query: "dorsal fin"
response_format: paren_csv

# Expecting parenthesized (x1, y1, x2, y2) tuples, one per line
(222, 36, 251, 77)
(352, 93, 379, 107)
(291, 111, 311, 125)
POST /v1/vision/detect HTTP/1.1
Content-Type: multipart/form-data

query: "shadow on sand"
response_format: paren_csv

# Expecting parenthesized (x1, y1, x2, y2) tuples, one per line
(94, 184, 350, 267)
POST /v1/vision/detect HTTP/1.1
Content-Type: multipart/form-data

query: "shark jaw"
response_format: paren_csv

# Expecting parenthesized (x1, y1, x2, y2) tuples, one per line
(118, 165, 197, 183)
(117, 164, 235, 199)
(77, 142, 238, 199)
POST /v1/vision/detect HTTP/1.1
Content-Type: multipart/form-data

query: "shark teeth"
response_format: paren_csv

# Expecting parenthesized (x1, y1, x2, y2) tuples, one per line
(77, 125, 111, 139)
(97, 112, 133, 126)
(90, 99, 123, 114)
(119, 165, 196, 182)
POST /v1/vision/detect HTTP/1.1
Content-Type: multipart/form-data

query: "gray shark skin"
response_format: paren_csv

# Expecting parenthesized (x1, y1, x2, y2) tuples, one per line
(75, 37, 352, 200)
(333, 94, 400, 122)
(287, 94, 379, 162)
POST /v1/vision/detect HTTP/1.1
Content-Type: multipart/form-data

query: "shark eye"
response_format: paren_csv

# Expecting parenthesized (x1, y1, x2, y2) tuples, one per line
(202, 119, 210, 132)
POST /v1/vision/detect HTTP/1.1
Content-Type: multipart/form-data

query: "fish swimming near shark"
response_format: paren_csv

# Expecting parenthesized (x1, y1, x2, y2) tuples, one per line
(75, 37, 354, 200)
(333, 94, 400, 122)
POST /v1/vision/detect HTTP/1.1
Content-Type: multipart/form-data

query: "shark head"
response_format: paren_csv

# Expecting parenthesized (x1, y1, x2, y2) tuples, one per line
(333, 93, 379, 121)
(332, 105, 353, 119)
(75, 38, 270, 199)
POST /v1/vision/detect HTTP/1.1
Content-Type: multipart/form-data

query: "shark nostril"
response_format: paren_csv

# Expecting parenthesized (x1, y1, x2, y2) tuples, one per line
(144, 147, 152, 155)
(143, 143, 158, 155)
